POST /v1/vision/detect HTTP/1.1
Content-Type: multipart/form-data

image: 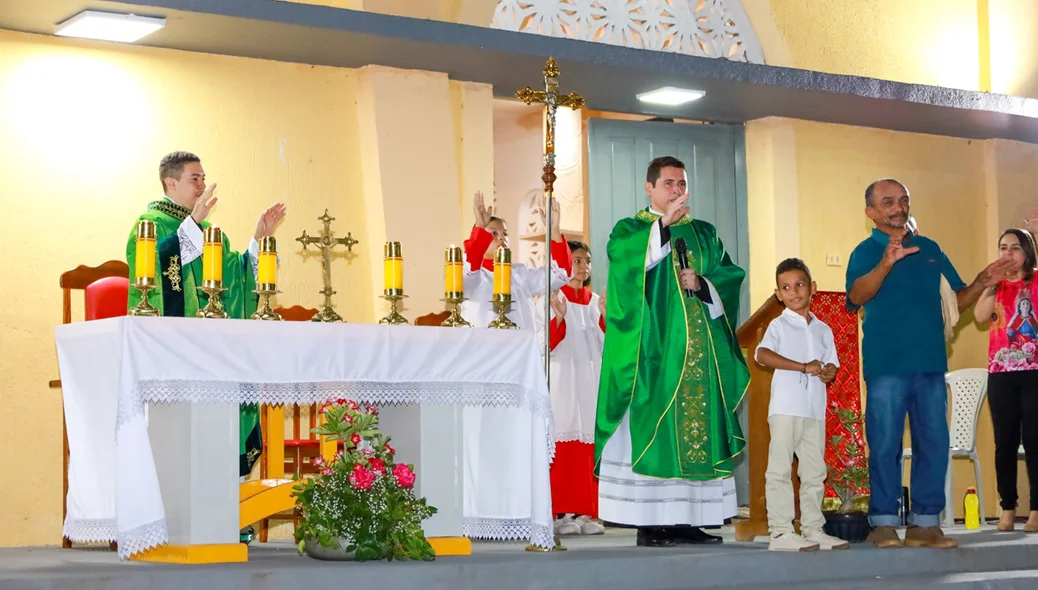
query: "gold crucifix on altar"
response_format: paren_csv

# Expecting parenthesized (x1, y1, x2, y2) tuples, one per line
(296, 209, 359, 323)
(515, 57, 584, 554)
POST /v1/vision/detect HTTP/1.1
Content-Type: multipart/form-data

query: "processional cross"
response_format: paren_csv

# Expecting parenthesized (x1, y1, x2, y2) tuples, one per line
(515, 57, 586, 381)
(296, 209, 359, 323)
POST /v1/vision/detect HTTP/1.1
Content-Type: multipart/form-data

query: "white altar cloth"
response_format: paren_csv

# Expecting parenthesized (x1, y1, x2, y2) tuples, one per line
(55, 316, 556, 558)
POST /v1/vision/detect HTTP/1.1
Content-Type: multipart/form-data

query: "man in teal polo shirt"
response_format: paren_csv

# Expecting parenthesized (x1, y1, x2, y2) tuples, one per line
(846, 178, 1013, 549)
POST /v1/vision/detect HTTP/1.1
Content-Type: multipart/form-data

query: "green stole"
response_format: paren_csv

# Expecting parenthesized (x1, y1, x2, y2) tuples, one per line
(594, 209, 749, 480)
(126, 199, 263, 477)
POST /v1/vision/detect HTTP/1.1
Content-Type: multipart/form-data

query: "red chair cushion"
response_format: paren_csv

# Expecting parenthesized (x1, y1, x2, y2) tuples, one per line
(86, 277, 129, 321)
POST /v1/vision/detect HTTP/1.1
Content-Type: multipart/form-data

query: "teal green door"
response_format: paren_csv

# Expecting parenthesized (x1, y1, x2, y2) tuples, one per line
(587, 118, 750, 502)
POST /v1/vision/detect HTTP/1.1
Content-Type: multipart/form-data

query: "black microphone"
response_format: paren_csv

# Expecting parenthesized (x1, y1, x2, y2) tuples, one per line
(674, 238, 693, 298)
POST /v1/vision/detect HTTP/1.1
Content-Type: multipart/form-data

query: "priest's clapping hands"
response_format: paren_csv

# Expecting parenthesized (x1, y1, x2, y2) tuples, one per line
(255, 202, 288, 240)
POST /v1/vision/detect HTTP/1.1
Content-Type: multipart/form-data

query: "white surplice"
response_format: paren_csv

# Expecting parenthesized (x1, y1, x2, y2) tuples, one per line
(460, 254, 570, 545)
(597, 211, 737, 527)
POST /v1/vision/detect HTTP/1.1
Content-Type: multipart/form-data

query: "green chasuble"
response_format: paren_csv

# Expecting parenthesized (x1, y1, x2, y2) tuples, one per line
(126, 199, 263, 478)
(594, 210, 749, 481)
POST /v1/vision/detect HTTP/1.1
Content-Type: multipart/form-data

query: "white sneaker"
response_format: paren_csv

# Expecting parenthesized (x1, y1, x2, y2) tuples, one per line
(802, 529, 850, 550)
(575, 515, 605, 535)
(768, 532, 820, 552)
(554, 514, 581, 536)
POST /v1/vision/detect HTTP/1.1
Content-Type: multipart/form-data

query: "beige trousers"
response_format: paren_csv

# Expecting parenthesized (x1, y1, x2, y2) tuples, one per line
(765, 415, 827, 536)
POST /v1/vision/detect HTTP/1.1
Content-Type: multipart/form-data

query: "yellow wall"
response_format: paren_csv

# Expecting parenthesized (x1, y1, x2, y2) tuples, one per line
(0, 29, 493, 546)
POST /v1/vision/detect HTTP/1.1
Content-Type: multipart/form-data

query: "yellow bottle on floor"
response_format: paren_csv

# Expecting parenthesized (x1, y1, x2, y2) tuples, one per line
(964, 487, 980, 529)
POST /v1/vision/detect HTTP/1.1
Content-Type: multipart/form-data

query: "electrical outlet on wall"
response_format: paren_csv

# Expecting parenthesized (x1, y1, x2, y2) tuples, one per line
(826, 253, 842, 267)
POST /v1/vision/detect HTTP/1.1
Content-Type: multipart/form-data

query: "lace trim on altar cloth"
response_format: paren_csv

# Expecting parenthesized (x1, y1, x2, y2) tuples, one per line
(463, 517, 554, 549)
(556, 431, 595, 445)
(117, 518, 168, 560)
(118, 380, 557, 460)
(63, 517, 116, 543)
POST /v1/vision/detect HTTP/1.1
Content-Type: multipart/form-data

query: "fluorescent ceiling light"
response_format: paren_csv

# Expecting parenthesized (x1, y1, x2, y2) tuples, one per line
(636, 87, 706, 106)
(55, 10, 165, 43)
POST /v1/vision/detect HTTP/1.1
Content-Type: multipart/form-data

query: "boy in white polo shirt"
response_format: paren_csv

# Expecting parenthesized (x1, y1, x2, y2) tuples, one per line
(756, 258, 849, 552)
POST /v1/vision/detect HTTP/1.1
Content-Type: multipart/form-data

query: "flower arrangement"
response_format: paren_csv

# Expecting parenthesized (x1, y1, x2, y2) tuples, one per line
(292, 399, 437, 562)
(826, 406, 870, 514)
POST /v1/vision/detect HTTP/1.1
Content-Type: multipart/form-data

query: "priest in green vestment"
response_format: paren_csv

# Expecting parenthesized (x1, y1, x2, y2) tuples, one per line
(125, 151, 286, 483)
(595, 156, 749, 548)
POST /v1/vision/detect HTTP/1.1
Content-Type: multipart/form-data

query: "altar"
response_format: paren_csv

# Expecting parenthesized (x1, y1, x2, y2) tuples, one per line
(55, 316, 556, 561)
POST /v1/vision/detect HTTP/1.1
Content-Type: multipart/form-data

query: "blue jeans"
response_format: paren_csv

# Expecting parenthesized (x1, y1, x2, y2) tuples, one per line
(864, 373, 949, 528)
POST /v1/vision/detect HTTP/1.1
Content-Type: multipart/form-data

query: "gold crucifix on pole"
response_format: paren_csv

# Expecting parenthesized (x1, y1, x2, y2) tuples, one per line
(515, 57, 584, 554)
(296, 209, 359, 322)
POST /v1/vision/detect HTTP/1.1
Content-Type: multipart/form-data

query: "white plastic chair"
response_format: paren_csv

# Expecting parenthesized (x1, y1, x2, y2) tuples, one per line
(899, 368, 988, 527)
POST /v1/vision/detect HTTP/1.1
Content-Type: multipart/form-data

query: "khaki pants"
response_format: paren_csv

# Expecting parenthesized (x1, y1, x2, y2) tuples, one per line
(765, 415, 827, 536)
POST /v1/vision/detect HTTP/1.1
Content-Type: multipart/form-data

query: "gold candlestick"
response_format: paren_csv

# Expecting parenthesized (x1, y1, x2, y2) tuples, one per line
(488, 247, 517, 329)
(129, 220, 160, 317)
(441, 246, 470, 327)
(379, 242, 409, 325)
(197, 227, 228, 319)
(441, 294, 470, 327)
(252, 236, 282, 321)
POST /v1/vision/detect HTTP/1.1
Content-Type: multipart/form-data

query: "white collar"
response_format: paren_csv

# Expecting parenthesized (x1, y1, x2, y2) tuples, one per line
(781, 307, 816, 324)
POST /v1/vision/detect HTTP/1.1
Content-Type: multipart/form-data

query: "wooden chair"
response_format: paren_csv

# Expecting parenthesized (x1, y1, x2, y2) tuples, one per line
(415, 310, 451, 327)
(52, 261, 129, 550)
(257, 305, 324, 542)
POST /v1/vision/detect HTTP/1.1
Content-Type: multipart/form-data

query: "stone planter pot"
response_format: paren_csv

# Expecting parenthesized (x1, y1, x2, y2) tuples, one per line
(303, 537, 356, 561)
(822, 511, 872, 544)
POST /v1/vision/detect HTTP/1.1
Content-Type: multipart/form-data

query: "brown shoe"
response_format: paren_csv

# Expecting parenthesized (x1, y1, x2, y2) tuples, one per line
(867, 526, 902, 548)
(903, 526, 958, 548)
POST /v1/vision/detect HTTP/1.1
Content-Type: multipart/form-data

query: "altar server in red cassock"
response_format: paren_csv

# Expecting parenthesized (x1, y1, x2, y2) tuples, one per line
(545, 241, 607, 536)
(460, 191, 573, 329)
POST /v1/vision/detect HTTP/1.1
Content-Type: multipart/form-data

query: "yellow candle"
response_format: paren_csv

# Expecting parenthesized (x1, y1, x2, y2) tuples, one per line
(493, 246, 511, 296)
(202, 227, 223, 283)
(258, 236, 277, 285)
(384, 242, 403, 292)
(445, 245, 463, 295)
(135, 220, 156, 280)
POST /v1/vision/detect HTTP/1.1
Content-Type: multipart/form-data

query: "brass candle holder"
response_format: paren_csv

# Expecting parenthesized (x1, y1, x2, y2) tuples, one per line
(441, 246, 470, 327)
(128, 220, 160, 317)
(252, 237, 283, 321)
(197, 227, 228, 319)
(379, 242, 409, 325)
(441, 293, 471, 327)
(488, 293, 517, 329)
(488, 247, 517, 329)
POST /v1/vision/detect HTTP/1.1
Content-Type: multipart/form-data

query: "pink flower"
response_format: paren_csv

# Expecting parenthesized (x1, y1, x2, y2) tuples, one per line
(1023, 342, 1036, 355)
(991, 361, 1005, 372)
(349, 467, 376, 490)
(343, 413, 353, 424)
(393, 464, 416, 488)
(353, 462, 365, 471)
(320, 467, 333, 476)
(312, 456, 325, 467)
(368, 457, 386, 475)
(347, 400, 360, 411)
(350, 433, 362, 446)
(384, 443, 395, 456)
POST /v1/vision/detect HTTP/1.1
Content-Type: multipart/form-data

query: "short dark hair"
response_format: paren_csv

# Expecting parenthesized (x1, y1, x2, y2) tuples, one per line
(159, 151, 201, 192)
(1001, 228, 1038, 283)
(646, 156, 685, 186)
(567, 240, 591, 286)
(775, 258, 813, 285)
(865, 178, 907, 206)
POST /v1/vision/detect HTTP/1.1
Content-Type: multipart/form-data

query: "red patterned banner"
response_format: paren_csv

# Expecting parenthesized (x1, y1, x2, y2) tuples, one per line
(811, 291, 869, 500)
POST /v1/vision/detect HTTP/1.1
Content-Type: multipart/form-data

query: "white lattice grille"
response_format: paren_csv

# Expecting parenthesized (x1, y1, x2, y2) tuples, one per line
(491, 0, 765, 63)
(948, 369, 988, 451)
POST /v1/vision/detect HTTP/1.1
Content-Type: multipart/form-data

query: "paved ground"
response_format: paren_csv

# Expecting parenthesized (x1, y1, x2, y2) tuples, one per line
(3, 525, 1038, 590)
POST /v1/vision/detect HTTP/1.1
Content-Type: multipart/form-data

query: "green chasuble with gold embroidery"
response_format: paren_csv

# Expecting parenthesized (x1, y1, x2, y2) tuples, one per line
(595, 210, 749, 480)
(125, 199, 263, 478)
